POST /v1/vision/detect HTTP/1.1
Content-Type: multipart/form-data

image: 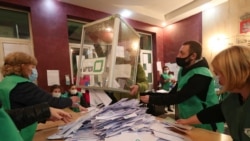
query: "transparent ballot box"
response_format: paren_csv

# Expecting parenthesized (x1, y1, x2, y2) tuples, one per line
(76, 14, 140, 94)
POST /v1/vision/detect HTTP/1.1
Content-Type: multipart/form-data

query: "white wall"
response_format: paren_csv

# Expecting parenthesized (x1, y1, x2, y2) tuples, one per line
(202, 0, 250, 65)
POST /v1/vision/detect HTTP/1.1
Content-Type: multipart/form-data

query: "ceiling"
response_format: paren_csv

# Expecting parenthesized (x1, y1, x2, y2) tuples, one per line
(60, 0, 227, 27)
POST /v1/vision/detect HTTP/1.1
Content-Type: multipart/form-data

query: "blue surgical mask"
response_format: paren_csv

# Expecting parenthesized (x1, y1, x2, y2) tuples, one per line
(29, 68, 38, 82)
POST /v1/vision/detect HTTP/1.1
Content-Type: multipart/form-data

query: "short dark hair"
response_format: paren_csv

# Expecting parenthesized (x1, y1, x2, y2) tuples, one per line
(183, 41, 202, 59)
(50, 84, 62, 92)
(163, 66, 169, 70)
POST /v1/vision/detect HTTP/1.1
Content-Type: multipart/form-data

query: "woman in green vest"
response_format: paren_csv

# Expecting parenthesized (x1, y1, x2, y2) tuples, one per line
(0, 52, 78, 141)
(177, 46, 250, 141)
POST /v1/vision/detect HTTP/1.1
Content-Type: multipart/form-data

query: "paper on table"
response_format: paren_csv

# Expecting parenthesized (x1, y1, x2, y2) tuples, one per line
(154, 131, 190, 141)
(105, 132, 158, 141)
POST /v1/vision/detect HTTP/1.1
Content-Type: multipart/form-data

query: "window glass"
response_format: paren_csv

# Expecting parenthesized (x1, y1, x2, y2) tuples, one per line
(138, 33, 153, 87)
(68, 20, 85, 43)
(0, 8, 30, 39)
(139, 33, 152, 50)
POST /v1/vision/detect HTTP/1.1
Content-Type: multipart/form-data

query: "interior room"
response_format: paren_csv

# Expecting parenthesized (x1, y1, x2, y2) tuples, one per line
(0, 0, 249, 141)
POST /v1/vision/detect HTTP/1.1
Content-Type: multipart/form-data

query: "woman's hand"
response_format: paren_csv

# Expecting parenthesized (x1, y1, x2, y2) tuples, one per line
(78, 105, 88, 112)
(48, 107, 72, 123)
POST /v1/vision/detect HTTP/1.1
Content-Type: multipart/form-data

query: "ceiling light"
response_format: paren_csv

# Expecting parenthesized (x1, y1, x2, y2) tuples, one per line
(161, 22, 167, 27)
(120, 10, 132, 18)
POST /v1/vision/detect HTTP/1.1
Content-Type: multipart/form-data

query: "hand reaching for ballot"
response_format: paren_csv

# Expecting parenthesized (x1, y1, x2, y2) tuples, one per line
(48, 107, 72, 123)
(130, 85, 139, 96)
(140, 95, 150, 104)
(78, 105, 88, 112)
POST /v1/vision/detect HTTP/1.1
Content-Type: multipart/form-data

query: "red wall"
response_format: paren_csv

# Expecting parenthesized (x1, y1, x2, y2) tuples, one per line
(0, 0, 201, 90)
(163, 13, 202, 63)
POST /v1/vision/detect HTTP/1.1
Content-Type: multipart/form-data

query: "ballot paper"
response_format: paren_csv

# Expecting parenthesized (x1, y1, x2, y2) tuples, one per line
(105, 132, 158, 141)
(49, 98, 192, 141)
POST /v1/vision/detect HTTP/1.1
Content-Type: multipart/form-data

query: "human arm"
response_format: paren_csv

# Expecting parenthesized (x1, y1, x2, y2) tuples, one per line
(140, 74, 212, 105)
(72, 102, 88, 112)
(7, 102, 72, 130)
(160, 74, 170, 84)
(130, 64, 149, 95)
(176, 115, 201, 125)
(10, 82, 73, 109)
(176, 103, 225, 125)
(48, 107, 72, 123)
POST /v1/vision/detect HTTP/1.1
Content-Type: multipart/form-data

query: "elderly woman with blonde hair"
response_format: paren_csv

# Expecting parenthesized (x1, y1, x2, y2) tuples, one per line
(177, 46, 250, 141)
(0, 52, 79, 141)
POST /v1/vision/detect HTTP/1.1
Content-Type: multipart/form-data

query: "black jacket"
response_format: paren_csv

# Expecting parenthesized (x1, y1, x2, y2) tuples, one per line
(10, 82, 72, 109)
(0, 101, 50, 130)
(145, 58, 213, 106)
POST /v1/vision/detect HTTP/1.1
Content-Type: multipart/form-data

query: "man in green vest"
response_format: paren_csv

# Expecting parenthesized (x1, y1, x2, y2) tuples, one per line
(140, 41, 224, 132)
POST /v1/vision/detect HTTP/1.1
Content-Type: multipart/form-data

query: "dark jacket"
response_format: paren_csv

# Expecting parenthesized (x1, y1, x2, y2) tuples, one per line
(146, 58, 213, 105)
(1, 101, 50, 130)
(10, 82, 72, 109)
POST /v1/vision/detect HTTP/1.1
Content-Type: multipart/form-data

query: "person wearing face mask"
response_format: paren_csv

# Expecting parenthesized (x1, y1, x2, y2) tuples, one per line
(160, 66, 171, 91)
(50, 84, 63, 98)
(0, 52, 80, 141)
(61, 84, 88, 112)
(176, 45, 250, 141)
(160, 66, 174, 112)
(140, 41, 224, 132)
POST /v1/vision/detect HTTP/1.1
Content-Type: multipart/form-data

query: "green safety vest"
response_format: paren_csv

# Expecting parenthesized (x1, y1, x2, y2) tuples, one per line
(177, 67, 224, 132)
(161, 73, 171, 91)
(0, 75, 37, 141)
(222, 94, 250, 141)
(0, 107, 23, 141)
(61, 92, 82, 112)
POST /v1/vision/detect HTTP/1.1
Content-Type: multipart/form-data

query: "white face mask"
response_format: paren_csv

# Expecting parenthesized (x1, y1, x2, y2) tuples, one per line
(70, 89, 77, 94)
(52, 92, 61, 98)
(164, 70, 169, 74)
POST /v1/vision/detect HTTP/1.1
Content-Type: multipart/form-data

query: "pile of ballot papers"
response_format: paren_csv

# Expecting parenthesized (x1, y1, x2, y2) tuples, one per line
(50, 98, 192, 141)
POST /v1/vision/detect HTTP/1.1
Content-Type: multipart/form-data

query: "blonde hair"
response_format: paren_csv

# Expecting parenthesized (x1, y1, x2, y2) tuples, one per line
(1, 52, 37, 76)
(211, 46, 250, 91)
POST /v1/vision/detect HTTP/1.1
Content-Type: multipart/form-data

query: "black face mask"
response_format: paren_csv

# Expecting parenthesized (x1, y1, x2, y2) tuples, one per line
(176, 54, 192, 67)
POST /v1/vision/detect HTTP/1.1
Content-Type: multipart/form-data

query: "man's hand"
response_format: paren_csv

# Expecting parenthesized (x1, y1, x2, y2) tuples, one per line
(140, 95, 149, 103)
(48, 107, 72, 123)
(130, 85, 139, 95)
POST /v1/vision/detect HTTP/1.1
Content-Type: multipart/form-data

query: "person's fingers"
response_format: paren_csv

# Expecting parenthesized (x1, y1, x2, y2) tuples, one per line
(58, 112, 72, 123)
(50, 107, 72, 122)
(59, 111, 72, 119)
(61, 116, 71, 123)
